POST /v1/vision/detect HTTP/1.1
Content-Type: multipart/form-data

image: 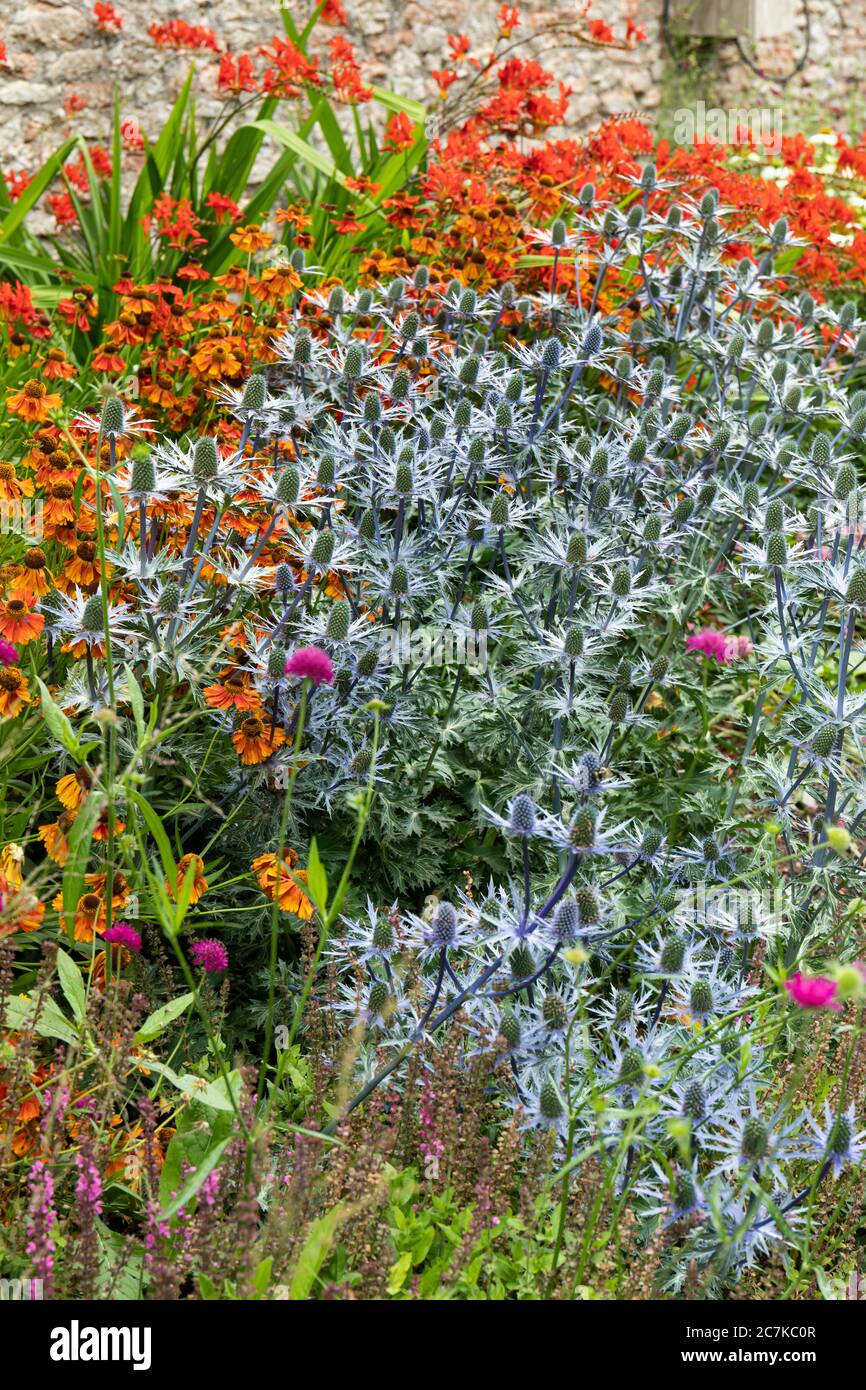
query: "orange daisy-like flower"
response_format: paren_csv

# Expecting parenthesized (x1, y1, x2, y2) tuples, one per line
(331, 216, 366, 236)
(249, 265, 303, 303)
(33, 444, 78, 490)
(6, 379, 62, 422)
(0, 667, 31, 719)
(55, 767, 92, 812)
(0, 461, 34, 502)
(91, 350, 127, 374)
(7, 548, 52, 603)
(167, 853, 208, 904)
(0, 597, 44, 646)
(41, 348, 76, 381)
(204, 671, 261, 713)
(0, 873, 45, 938)
(82, 870, 132, 912)
(53, 890, 107, 942)
(38, 810, 78, 866)
(275, 205, 311, 232)
(42, 481, 78, 530)
(251, 850, 314, 919)
(229, 223, 273, 254)
(61, 538, 103, 591)
(191, 336, 246, 380)
(231, 716, 285, 765)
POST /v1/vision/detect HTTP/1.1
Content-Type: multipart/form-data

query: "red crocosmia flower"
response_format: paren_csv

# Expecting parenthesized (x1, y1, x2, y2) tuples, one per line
(321, 0, 347, 23)
(383, 112, 415, 152)
(497, 5, 521, 38)
(93, 2, 123, 33)
(48, 192, 78, 227)
(148, 19, 220, 51)
(330, 36, 372, 104)
(284, 646, 334, 686)
(433, 68, 459, 97)
(4, 168, 32, 200)
(217, 52, 258, 95)
(206, 191, 241, 224)
(784, 972, 842, 1011)
(588, 17, 614, 42)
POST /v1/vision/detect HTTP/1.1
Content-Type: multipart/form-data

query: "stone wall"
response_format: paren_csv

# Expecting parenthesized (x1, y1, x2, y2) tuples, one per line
(1, 0, 864, 196)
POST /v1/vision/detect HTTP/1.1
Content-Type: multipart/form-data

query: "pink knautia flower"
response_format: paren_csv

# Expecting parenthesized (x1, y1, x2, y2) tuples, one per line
(190, 938, 229, 973)
(784, 971, 842, 1011)
(103, 921, 142, 952)
(725, 634, 754, 660)
(284, 645, 334, 686)
(686, 627, 753, 664)
(0, 638, 18, 666)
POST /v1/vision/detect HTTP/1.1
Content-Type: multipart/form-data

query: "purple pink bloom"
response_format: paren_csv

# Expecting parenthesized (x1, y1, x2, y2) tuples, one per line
(190, 938, 229, 973)
(686, 627, 754, 664)
(103, 921, 142, 952)
(25, 1159, 57, 1297)
(284, 645, 334, 686)
(784, 971, 842, 1011)
(0, 638, 18, 666)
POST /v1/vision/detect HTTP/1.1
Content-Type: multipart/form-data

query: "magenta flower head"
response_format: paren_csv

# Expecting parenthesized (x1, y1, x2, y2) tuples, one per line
(0, 639, 19, 667)
(284, 645, 334, 686)
(686, 627, 753, 664)
(784, 971, 842, 1011)
(102, 921, 142, 953)
(190, 938, 229, 974)
(685, 628, 731, 663)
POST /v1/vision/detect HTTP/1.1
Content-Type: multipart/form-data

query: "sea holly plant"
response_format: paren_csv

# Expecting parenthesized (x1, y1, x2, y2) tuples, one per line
(1, 167, 865, 1298)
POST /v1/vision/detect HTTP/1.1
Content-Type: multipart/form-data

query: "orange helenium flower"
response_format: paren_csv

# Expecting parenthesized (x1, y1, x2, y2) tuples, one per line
(0, 598, 44, 646)
(0, 667, 31, 718)
(229, 223, 273, 254)
(168, 853, 208, 903)
(38, 810, 78, 865)
(204, 671, 261, 713)
(231, 716, 285, 764)
(251, 850, 314, 919)
(6, 380, 61, 421)
(57, 767, 92, 810)
(8, 549, 52, 602)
